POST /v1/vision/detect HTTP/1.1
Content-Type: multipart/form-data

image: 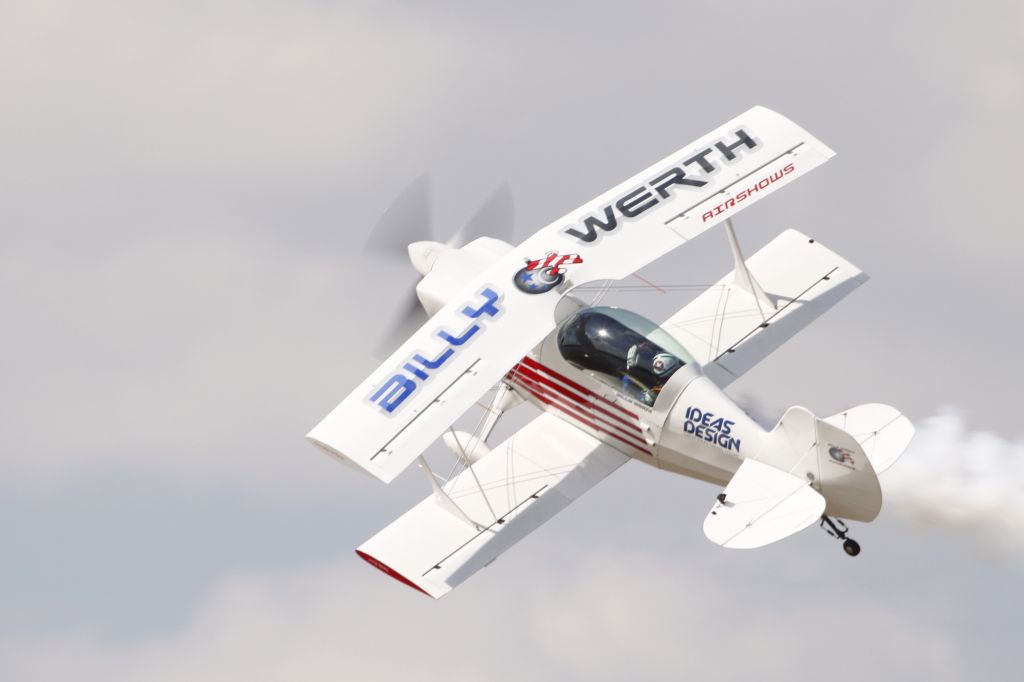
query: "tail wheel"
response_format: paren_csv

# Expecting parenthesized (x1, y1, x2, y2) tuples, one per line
(842, 538, 861, 557)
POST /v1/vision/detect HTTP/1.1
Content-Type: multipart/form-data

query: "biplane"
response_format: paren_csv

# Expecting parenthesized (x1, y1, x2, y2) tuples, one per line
(307, 106, 915, 598)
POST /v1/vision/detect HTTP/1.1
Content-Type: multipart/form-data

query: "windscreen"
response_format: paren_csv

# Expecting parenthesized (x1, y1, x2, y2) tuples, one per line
(557, 307, 694, 406)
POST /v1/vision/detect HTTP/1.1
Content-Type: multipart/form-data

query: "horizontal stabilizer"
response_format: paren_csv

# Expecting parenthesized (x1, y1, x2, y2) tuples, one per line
(824, 404, 914, 474)
(704, 458, 825, 549)
(357, 413, 629, 598)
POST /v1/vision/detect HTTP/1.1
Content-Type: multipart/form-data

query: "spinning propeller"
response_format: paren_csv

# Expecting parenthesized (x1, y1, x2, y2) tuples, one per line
(364, 175, 515, 350)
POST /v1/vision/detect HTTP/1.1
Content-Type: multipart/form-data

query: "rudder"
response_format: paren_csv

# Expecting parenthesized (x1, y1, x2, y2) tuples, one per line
(756, 406, 883, 522)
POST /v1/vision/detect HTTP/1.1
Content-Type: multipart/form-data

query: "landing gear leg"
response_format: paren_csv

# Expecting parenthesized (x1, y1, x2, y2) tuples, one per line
(820, 515, 861, 557)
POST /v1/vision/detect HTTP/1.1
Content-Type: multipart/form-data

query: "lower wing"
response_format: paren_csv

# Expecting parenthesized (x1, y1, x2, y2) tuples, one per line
(356, 412, 630, 598)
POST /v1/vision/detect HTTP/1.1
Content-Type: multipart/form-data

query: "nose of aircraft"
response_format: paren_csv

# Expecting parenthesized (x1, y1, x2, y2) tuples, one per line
(407, 240, 447, 276)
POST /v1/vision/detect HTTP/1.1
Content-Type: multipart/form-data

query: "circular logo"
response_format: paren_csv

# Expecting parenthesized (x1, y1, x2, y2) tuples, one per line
(828, 445, 855, 465)
(514, 266, 564, 294)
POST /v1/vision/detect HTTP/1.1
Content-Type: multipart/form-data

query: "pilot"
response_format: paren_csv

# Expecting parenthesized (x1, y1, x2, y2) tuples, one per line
(622, 341, 682, 403)
(651, 352, 682, 377)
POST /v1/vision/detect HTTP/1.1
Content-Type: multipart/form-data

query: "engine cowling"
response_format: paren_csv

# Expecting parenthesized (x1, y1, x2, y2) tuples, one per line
(411, 237, 514, 315)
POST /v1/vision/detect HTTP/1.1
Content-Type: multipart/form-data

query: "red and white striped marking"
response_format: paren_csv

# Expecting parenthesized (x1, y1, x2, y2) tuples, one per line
(507, 357, 652, 456)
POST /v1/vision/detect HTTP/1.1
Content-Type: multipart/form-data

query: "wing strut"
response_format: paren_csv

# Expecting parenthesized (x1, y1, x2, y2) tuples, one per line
(725, 218, 776, 319)
(447, 427, 500, 525)
(479, 381, 524, 442)
(416, 456, 487, 530)
(429, 382, 528, 529)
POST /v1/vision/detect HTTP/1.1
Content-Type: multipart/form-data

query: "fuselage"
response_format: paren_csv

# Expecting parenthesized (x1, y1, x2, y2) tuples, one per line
(504, 302, 770, 487)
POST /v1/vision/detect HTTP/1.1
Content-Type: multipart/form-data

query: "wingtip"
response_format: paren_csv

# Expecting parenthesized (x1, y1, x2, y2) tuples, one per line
(355, 549, 438, 599)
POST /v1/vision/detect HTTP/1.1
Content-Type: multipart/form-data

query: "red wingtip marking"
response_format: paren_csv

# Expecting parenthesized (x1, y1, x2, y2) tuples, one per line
(355, 550, 434, 598)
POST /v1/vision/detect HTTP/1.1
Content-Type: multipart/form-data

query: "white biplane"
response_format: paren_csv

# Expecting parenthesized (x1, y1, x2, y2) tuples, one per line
(307, 106, 914, 598)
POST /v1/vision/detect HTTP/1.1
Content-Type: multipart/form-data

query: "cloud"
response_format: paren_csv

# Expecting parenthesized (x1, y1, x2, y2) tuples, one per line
(0, 0, 505, 497)
(0, 0, 468, 192)
(882, 408, 1024, 556)
(0, 229, 383, 496)
(0, 548, 964, 682)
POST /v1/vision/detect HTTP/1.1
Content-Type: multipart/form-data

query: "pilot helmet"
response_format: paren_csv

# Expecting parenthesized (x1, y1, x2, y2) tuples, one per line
(651, 352, 681, 376)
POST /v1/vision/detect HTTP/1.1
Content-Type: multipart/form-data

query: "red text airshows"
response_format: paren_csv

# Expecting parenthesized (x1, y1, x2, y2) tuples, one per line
(701, 163, 796, 223)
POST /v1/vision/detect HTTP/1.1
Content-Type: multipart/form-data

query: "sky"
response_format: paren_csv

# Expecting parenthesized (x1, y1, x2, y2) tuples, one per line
(1, 1, 1023, 680)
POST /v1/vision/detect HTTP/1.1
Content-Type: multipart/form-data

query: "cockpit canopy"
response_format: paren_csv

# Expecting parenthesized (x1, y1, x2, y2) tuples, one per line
(556, 307, 695, 406)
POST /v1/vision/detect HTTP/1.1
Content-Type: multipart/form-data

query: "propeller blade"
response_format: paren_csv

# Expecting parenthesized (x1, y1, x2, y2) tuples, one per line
(365, 180, 512, 360)
(374, 289, 429, 360)
(448, 181, 514, 248)
(364, 174, 433, 258)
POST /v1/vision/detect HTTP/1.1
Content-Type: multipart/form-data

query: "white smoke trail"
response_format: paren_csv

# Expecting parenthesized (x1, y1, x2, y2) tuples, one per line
(881, 408, 1024, 554)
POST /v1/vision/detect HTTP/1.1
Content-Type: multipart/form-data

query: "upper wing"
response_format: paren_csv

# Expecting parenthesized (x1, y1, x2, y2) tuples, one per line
(308, 107, 835, 482)
(356, 412, 630, 598)
(660, 229, 867, 387)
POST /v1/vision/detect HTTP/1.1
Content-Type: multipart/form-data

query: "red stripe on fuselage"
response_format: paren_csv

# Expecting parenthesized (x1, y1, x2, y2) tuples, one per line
(517, 356, 640, 419)
(515, 380, 651, 456)
(509, 364, 643, 435)
(512, 374, 650, 450)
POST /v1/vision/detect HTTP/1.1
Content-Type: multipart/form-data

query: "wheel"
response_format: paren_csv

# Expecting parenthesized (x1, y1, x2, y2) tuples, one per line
(842, 538, 861, 557)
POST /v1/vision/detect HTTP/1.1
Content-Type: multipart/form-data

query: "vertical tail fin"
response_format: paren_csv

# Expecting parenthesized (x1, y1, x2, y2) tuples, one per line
(756, 406, 883, 522)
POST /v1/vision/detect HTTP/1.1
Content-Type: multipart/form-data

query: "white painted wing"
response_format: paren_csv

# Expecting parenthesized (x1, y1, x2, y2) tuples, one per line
(356, 413, 629, 598)
(660, 229, 867, 387)
(309, 107, 835, 483)
(704, 458, 826, 549)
